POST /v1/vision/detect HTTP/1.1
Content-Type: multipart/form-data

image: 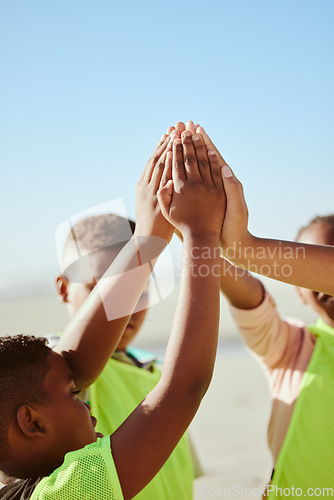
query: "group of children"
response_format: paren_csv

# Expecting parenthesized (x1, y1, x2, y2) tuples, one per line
(0, 121, 333, 499)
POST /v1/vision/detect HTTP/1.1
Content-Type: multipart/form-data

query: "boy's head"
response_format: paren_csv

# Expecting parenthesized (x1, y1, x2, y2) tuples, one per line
(0, 335, 98, 479)
(296, 215, 334, 327)
(56, 214, 149, 350)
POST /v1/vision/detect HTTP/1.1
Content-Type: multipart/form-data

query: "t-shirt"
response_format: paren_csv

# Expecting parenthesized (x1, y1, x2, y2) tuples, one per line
(4, 437, 123, 499)
(229, 291, 316, 463)
(0, 478, 42, 500)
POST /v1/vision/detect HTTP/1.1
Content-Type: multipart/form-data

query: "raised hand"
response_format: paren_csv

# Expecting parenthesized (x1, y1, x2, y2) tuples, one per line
(181, 123, 248, 250)
(135, 133, 177, 242)
(157, 131, 226, 239)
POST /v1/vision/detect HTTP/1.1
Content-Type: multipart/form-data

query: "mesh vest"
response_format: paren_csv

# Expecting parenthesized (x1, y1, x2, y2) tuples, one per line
(269, 319, 334, 497)
(88, 355, 195, 499)
(30, 436, 123, 499)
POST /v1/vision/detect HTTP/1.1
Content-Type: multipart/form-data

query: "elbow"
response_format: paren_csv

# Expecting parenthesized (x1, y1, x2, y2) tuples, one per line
(178, 368, 214, 407)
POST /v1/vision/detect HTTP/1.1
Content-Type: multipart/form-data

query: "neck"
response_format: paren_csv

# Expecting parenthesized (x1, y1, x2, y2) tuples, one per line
(320, 316, 334, 329)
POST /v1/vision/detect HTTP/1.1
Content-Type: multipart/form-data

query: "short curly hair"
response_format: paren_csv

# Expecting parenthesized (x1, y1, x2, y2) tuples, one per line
(61, 214, 136, 283)
(296, 214, 334, 241)
(0, 335, 51, 458)
(64, 214, 136, 257)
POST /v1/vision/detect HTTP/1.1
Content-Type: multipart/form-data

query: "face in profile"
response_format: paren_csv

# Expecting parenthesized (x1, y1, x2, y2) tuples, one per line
(40, 352, 101, 465)
(57, 246, 149, 350)
(5, 351, 100, 479)
(297, 222, 334, 327)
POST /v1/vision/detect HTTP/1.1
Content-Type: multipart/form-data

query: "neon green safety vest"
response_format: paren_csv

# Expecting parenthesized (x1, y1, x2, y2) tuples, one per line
(89, 353, 195, 499)
(269, 319, 334, 498)
(31, 437, 123, 499)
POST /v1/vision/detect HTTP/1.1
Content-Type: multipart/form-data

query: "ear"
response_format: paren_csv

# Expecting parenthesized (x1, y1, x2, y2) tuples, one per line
(16, 406, 47, 438)
(296, 286, 307, 305)
(56, 275, 69, 303)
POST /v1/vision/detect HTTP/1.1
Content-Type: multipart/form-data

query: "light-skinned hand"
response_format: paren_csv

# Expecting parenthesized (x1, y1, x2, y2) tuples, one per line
(135, 133, 177, 242)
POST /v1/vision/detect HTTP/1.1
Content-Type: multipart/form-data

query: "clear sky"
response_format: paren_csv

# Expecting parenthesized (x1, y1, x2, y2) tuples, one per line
(1, 0, 333, 296)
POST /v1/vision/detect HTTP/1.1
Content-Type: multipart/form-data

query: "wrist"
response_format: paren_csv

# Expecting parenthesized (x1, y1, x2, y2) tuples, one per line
(131, 234, 168, 265)
(182, 231, 221, 254)
(220, 231, 257, 265)
(181, 227, 221, 245)
(133, 226, 171, 244)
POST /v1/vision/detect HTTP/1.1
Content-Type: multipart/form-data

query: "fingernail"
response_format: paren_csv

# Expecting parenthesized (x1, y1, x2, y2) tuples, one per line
(222, 165, 233, 178)
(208, 150, 216, 156)
(193, 135, 200, 141)
(174, 138, 182, 146)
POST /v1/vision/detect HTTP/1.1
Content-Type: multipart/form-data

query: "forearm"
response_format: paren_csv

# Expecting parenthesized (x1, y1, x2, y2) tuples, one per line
(224, 234, 334, 296)
(219, 257, 264, 309)
(111, 232, 221, 499)
(54, 236, 167, 389)
(161, 232, 221, 397)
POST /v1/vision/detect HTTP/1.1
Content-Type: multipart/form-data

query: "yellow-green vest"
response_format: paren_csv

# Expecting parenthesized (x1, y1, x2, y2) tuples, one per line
(89, 353, 195, 499)
(269, 319, 334, 498)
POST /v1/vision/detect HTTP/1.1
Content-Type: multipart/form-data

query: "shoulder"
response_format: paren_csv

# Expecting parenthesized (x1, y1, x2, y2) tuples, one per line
(31, 438, 123, 499)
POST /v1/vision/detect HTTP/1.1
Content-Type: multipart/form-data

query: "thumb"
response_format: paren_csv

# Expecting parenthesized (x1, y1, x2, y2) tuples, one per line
(157, 180, 174, 218)
(221, 165, 246, 208)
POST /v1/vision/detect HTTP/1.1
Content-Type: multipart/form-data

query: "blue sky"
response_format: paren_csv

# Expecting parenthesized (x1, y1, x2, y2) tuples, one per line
(1, 0, 333, 295)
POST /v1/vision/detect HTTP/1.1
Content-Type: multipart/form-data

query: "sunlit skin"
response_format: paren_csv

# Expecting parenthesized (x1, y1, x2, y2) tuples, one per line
(56, 245, 149, 351)
(0, 128, 224, 499)
(297, 222, 334, 328)
(3, 351, 100, 479)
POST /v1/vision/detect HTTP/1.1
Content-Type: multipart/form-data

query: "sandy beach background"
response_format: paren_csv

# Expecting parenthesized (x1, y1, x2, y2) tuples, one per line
(0, 277, 319, 499)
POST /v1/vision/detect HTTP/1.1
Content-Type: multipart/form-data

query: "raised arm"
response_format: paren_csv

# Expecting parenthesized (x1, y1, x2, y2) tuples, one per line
(54, 134, 175, 389)
(170, 122, 264, 310)
(110, 132, 225, 499)
(218, 257, 264, 309)
(219, 164, 334, 296)
(182, 122, 334, 296)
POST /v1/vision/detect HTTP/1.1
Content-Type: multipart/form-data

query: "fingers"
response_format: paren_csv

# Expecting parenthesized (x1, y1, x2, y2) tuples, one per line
(191, 134, 212, 182)
(138, 135, 165, 183)
(196, 126, 216, 152)
(157, 180, 174, 219)
(175, 122, 186, 133)
(197, 126, 228, 167)
(173, 139, 187, 189)
(208, 151, 224, 189)
(166, 126, 175, 135)
(143, 135, 172, 184)
(150, 144, 174, 190)
(159, 151, 172, 192)
(221, 165, 247, 213)
(186, 120, 196, 134)
(182, 131, 201, 179)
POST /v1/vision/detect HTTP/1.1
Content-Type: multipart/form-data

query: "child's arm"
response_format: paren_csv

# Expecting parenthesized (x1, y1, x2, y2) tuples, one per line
(54, 134, 175, 390)
(192, 123, 334, 296)
(219, 257, 264, 309)
(219, 165, 334, 296)
(174, 228, 264, 309)
(169, 123, 264, 310)
(110, 132, 225, 499)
